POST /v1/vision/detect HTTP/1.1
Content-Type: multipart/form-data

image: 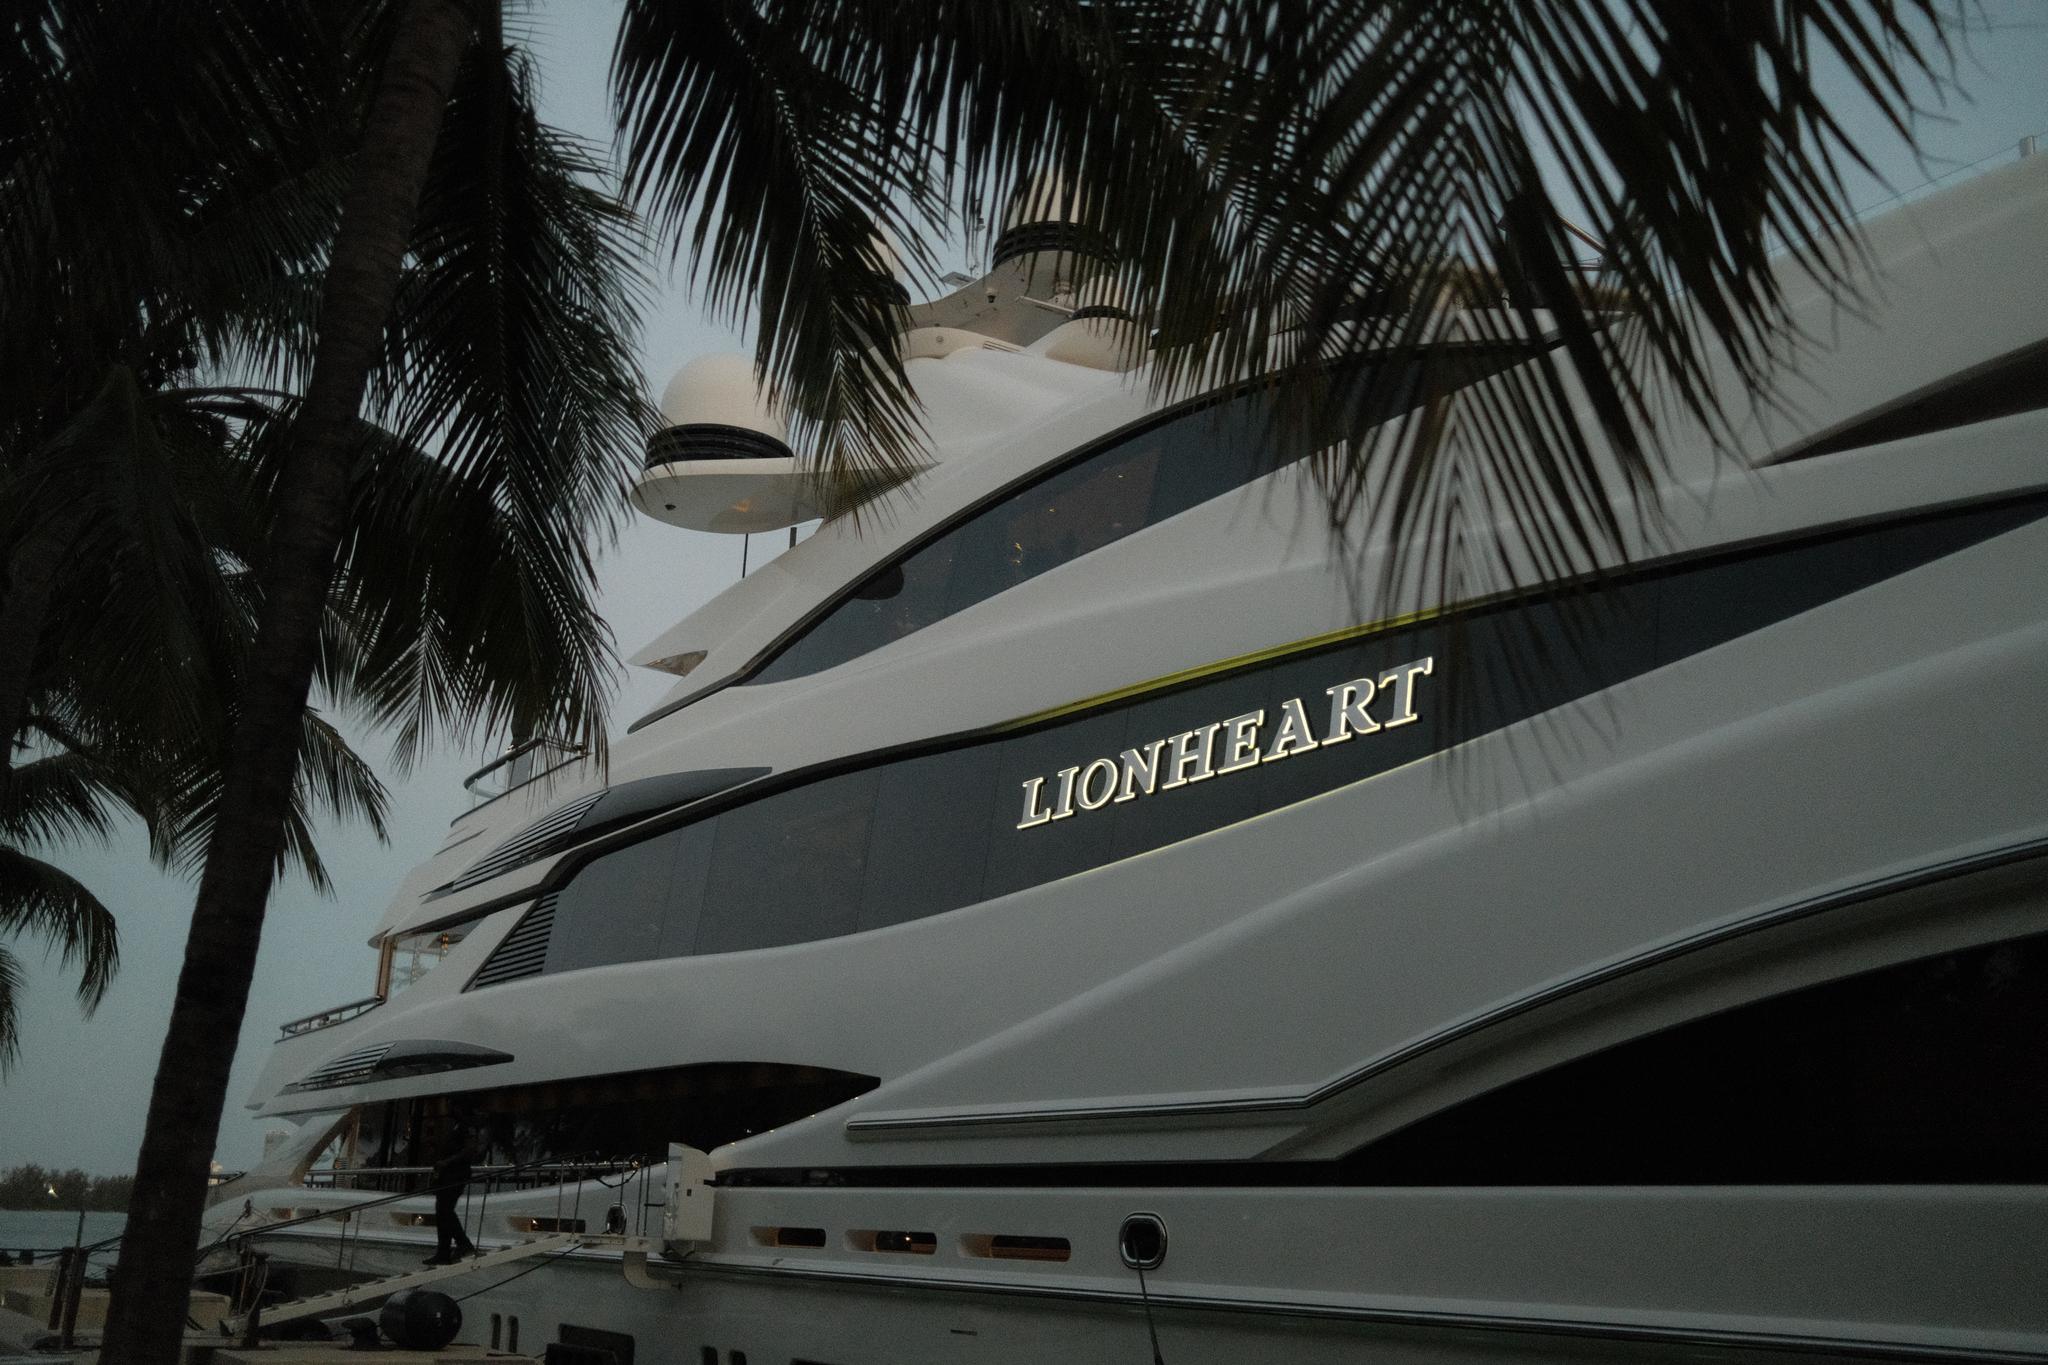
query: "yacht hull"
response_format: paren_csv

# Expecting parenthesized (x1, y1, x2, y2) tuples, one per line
(252, 1176, 2048, 1364)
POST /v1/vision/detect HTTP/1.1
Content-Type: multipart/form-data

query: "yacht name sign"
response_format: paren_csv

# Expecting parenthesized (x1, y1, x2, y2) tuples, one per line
(1017, 656, 1434, 829)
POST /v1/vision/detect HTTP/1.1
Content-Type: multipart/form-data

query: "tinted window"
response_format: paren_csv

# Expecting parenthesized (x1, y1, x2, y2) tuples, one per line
(473, 495, 2043, 983)
(544, 831, 679, 975)
(696, 770, 878, 953)
(749, 397, 1277, 684)
(1340, 928, 2048, 1183)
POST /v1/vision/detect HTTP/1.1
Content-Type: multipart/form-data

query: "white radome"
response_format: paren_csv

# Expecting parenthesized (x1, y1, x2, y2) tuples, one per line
(656, 353, 787, 440)
(1002, 171, 1091, 232)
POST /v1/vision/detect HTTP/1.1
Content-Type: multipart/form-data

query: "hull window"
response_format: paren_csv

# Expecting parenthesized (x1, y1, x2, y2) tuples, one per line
(744, 361, 1501, 688)
(327, 1061, 876, 1183)
(384, 923, 475, 998)
(1342, 926, 2048, 1183)
(473, 495, 2048, 984)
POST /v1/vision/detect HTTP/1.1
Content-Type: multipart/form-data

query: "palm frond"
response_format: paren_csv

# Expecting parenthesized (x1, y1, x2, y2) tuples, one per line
(294, 709, 390, 838)
(320, 420, 620, 774)
(0, 752, 120, 848)
(616, 0, 1952, 615)
(347, 31, 649, 761)
(0, 846, 119, 1065)
(613, 0, 947, 479)
(0, 0, 349, 410)
(146, 704, 390, 890)
(0, 943, 23, 1068)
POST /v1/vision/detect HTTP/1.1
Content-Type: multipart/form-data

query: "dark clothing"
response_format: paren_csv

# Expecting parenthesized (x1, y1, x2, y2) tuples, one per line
(429, 1145, 477, 1263)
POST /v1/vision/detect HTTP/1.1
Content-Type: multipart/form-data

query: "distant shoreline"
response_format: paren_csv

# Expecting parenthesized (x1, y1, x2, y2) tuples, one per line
(0, 1165, 133, 1214)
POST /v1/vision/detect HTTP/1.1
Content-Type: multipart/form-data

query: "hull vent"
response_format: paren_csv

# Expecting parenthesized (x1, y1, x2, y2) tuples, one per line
(445, 795, 602, 894)
(469, 896, 557, 990)
(287, 1044, 392, 1092)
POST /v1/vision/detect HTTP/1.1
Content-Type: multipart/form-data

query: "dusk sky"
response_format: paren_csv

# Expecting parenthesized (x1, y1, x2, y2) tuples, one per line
(2, 0, 2045, 1175)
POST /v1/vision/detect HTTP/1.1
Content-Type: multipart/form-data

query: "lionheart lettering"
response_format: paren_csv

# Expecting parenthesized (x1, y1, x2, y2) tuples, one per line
(1016, 655, 1434, 830)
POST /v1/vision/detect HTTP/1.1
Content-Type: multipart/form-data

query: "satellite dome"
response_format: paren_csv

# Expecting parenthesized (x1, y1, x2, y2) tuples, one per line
(656, 353, 789, 442)
(636, 355, 808, 533)
(993, 172, 1112, 268)
(1000, 173, 1087, 233)
(1040, 275, 1144, 371)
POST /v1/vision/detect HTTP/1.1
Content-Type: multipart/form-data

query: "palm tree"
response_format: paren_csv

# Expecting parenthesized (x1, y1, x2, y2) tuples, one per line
(0, 0, 384, 1048)
(96, 0, 1952, 1357)
(0, 381, 406, 1064)
(91, 2, 651, 1355)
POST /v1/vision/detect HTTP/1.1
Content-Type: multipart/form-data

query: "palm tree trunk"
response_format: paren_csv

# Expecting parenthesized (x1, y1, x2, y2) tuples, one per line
(0, 503, 90, 762)
(98, 3, 476, 1359)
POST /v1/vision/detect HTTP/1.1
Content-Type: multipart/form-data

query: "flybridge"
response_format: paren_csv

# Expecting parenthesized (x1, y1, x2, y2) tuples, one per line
(1017, 657, 1434, 829)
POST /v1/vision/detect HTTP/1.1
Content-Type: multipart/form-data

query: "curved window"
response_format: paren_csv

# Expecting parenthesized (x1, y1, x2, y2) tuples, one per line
(748, 394, 1283, 684)
(748, 346, 1552, 686)
(1340, 926, 2048, 1183)
(470, 494, 2045, 985)
(624, 349, 1544, 731)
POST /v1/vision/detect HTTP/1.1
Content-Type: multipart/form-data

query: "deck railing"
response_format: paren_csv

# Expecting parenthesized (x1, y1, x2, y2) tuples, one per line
(277, 995, 383, 1039)
(458, 736, 586, 814)
(302, 1158, 641, 1196)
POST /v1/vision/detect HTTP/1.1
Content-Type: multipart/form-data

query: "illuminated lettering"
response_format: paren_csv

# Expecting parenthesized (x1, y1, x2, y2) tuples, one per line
(1017, 776, 1054, 829)
(1161, 722, 1223, 789)
(1015, 654, 1437, 829)
(1322, 676, 1380, 744)
(1075, 757, 1120, 810)
(1217, 710, 1265, 773)
(1116, 739, 1167, 802)
(1263, 696, 1320, 761)
(1049, 765, 1081, 820)
(1378, 656, 1433, 727)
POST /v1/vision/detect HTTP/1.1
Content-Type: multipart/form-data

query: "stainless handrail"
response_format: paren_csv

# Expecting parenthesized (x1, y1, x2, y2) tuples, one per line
(277, 995, 384, 1039)
(301, 1159, 640, 1195)
(460, 737, 586, 802)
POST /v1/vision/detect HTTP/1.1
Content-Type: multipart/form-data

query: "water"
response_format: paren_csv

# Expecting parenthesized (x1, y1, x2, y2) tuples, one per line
(0, 1209, 126, 1268)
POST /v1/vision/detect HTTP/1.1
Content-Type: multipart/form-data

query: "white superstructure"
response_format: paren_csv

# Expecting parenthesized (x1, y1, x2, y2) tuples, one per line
(217, 155, 2048, 1364)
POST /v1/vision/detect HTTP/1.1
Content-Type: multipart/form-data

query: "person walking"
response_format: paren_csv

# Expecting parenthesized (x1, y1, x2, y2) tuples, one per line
(425, 1127, 481, 1265)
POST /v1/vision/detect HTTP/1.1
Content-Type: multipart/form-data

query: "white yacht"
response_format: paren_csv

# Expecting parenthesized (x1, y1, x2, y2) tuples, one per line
(210, 153, 2048, 1364)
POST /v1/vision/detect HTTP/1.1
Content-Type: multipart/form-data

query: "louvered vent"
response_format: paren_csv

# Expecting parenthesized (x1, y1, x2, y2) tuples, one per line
(468, 895, 557, 990)
(444, 793, 603, 893)
(285, 1043, 391, 1092)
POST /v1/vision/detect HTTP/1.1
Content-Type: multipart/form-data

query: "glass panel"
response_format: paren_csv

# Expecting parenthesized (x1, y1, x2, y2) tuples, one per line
(386, 922, 475, 997)
(750, 395, 1278, 685)
(1339, 928, 2048, 1183)
(695, 770, 880, 954)
(544, 830, 683, 975)
(655, 819, 719, 959)
(754, 534, 961, 684)
(935, 442, 1164, 621)
(858, 748, 1000, 932)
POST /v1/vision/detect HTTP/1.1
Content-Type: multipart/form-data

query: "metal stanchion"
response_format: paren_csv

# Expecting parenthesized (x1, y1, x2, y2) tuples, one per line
(44, 1248, 72, 1330)
(239, 1253, 269, 1348)
(56, 1251, 84, 1350)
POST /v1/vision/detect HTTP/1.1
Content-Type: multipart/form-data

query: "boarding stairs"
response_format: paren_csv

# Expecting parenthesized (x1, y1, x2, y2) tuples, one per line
(221, 1233, 583, 1336)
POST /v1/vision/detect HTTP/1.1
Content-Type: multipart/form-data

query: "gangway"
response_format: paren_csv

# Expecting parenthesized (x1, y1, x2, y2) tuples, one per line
(221, 1233, 583, 1337)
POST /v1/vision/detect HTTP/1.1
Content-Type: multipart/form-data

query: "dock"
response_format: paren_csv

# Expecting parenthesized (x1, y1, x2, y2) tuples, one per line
(0, 1260, 546, 1364)
(2, 1346, 538, 1365)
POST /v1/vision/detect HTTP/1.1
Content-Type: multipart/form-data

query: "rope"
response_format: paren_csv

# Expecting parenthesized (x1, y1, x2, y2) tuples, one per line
(450, 1240, 583, 1304)
(1134, 1264, 1168, 1365)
